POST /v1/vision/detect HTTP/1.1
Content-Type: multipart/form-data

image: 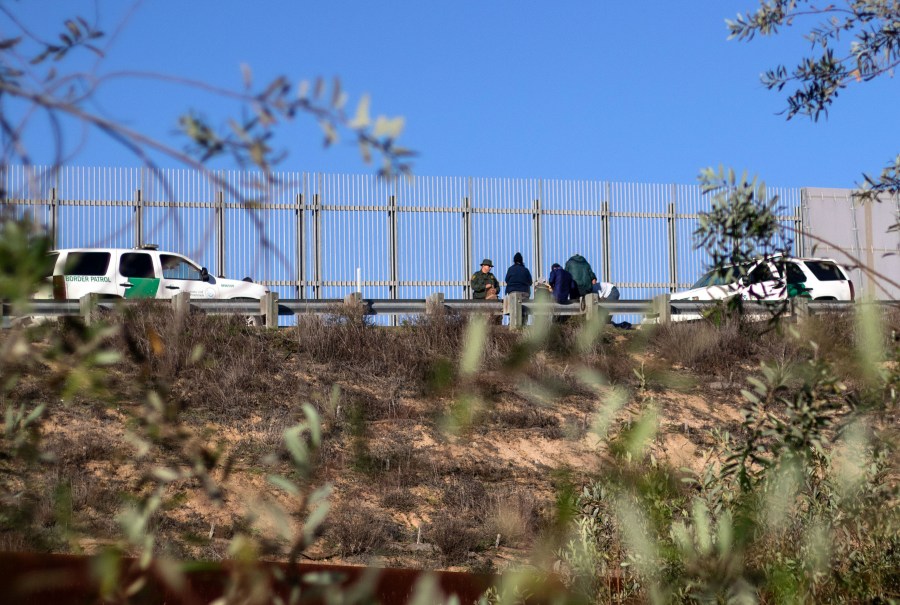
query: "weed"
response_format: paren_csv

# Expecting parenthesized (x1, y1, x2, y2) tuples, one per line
(324, 504, 394, 557)
(428, 516, 479, 565)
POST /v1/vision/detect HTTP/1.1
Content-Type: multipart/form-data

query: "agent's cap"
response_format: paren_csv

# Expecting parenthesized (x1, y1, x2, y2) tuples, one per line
(480, 258, 493, 267)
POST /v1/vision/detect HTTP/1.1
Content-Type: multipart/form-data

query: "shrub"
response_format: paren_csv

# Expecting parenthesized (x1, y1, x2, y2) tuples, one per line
(324, 504, 394, 557)
(428, 516, 479, 565)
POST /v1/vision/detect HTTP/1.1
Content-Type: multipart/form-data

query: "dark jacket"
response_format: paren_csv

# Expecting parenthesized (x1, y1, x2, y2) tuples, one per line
(548, 267, 575, 304)
(565, 254, 596, 298)
(504, 263, 533, 296)
(470, 270, 500, 299)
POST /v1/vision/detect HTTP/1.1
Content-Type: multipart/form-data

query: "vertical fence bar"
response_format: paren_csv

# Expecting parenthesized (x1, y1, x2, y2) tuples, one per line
(134, 186, 143, 248)
(602, 184, 611, 282)
(389, 194, 399, 300)
(799, 188, 809, 258)
(49, 187, 58, 248)
(215, 188, 225, 277)
(531, 191, 544, 284)
(314, 173, 323, 299)
(296, 191, 304, 298)
(668, 184, 678, 293)
(463, 177, 473, 298)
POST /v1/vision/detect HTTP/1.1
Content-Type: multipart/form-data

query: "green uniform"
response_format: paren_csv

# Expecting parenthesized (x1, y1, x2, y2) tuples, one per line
(471, 270, 500, 299)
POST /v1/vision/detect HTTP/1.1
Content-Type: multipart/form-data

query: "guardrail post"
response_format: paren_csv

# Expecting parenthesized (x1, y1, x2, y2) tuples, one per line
(261, 292, 279, 329)
(791, 297, 810, 325)
(507, 292, 525, 330)
(426, 292, 445, 316)
(80, 293, 99, 326)
(582, 292, 599, 322)
(172, 292, 191, 323)
(652, 293, 671, 324)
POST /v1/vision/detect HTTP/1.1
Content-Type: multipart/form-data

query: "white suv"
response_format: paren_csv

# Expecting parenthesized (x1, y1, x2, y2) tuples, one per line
(674, 256, 854, 303)
(38, 246, 268, 303)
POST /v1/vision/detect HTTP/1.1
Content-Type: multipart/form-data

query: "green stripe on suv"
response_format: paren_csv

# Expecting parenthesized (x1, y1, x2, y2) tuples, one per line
(124, 277, 161, 299)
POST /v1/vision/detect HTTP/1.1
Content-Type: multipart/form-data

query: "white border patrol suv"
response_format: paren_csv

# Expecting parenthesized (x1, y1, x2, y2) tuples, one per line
(673, 255, 854, 304)
(38, 245, 268, 302)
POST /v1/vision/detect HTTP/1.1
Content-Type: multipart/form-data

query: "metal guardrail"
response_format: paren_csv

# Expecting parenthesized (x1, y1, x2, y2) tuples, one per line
(4, 296, 895, 331)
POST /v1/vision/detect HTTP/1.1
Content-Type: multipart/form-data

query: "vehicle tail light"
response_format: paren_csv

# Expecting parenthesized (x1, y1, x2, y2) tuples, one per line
(849, 279, 855, 301)
(52, 275, 67, 300)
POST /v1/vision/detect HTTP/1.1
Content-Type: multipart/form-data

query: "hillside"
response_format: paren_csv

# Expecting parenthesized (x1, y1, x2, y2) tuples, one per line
(0, 302, 894, 577)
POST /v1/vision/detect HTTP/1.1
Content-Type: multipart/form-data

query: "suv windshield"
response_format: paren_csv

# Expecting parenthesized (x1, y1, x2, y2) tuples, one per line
(690, 263, 755, 289)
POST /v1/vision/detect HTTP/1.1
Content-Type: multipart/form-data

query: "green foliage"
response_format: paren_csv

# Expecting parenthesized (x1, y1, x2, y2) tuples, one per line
(728, 1, 900, 122)
(728, 1, 900, 204)
(0, 217, 53, 311)
(695, 166, 791, 284)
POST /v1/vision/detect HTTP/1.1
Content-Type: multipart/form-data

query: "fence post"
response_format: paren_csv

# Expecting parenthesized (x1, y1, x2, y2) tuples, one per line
(134, 186, 143, 249)
(50, 187, 58, 249)
(388, 194, 399, 301)
(532, 186, 542, 278)
(791, 297, 810, 325)
(296, 188, 305, 299)
(507, 292, 525, 330)
(798, 189, 809, 258)
(314, 176, 323, 299)
(668, 186, 678, 293)
(215, 188, 225, 277)
(172, 292, 191, 323)
(602, 188, 612, 283)
(261, 292, 279, 329)
(462, 180, 473, 299)
(80, 293, 99, 326)
(652, 293, 671, 324)
(426, 292, 445, 316)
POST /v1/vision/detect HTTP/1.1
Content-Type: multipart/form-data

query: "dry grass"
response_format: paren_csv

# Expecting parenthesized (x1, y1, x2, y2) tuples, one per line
(427, 516, 480, 565)
(324, 503, 396, 558)
(6, 301, 887, 573)
(484, 489, 540, 548)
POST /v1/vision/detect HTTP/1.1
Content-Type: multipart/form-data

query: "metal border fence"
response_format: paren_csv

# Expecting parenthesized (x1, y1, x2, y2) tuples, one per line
(2, 166, 804, 308)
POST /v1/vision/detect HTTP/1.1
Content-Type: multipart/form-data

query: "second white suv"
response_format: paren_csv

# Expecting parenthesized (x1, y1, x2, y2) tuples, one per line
(674, 256, 854, 303)
(662, 256, 854, 322)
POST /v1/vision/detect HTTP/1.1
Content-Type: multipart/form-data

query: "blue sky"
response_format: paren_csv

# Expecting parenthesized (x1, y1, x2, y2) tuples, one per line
(6, 1, 897, 189)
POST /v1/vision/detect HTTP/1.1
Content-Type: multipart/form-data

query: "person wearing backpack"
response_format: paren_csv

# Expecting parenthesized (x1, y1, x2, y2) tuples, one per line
(564, 254, 597, 299)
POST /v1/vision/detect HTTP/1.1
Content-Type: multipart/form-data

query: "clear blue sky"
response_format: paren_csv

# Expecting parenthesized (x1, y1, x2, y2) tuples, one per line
(7, 1, 897, 189)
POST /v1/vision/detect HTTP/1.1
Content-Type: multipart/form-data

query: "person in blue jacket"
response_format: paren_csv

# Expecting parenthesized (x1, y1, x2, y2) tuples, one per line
(548, 263, 575, 304)
(504, 252, 533, 297)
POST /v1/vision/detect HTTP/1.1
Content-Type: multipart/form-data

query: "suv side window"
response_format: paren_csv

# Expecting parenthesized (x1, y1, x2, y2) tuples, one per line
(160, 254, 201, 281)
(783, 262, 807, 285)
(64, 252, 110, 276)
(119, 253, 155, 278)
(804, 260, 846, 281)
(747, 263, 773, 284)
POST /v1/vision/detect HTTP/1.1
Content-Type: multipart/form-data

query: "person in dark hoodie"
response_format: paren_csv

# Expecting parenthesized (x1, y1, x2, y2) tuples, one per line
(504, 252, 533, 297)
(547, 263, 575, 304)
(565, 253, 597, 299)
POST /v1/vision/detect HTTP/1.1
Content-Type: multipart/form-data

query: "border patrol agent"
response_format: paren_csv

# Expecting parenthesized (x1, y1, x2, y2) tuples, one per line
(470, 258, 500, 299)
